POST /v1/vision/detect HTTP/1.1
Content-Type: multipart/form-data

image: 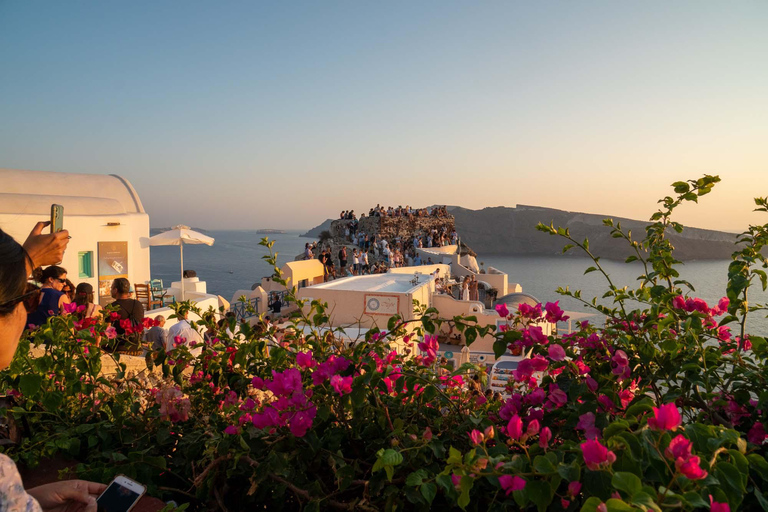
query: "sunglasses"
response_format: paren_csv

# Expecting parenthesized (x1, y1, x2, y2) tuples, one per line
(56, 278, 67, 284)
(0, 284, 42, 315)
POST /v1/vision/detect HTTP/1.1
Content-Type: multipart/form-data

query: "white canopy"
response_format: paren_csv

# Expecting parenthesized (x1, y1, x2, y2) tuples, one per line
(149, 225, 214, 300)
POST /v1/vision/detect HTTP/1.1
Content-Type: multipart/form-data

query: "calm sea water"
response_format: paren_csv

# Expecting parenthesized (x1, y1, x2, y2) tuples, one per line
(150, 230, 768, 336)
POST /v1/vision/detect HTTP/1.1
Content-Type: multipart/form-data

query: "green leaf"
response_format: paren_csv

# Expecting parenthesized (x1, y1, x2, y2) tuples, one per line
(612, 472, 642, 497)
(458, 476, 473, 510)
(420, 482, 437, 504)
(379, 449, 403, 467)
(714, 461, 745, 493)
(755, 488, 768, 512)
(526, 480, 554, 512)
(406, 469, 428, 487)
(557, 462, 581, 482)
(19, 374, 43, 397)
(533, 455, 557, 474)
(632, 492, 661, 512)
(606, 499, 635, 512)
(581, 497, 604, 512)
(584, 266, 597, 275)
(681, 492, 708, 509)
(447, 446, 462, 465)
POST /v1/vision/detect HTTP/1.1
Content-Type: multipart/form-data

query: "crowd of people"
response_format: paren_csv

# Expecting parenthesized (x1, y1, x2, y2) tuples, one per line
(340, 204, 450, 221)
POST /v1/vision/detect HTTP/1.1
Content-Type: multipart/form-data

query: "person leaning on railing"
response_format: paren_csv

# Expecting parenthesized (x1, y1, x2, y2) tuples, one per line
(0, 222, 106, 511)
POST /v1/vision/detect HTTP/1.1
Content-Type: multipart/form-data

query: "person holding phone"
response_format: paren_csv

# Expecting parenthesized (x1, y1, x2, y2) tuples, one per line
(0, 222, 107, 511)
(26, 265, 71, 328)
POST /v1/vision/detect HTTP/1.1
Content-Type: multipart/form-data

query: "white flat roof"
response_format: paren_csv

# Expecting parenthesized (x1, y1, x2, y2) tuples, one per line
(310, 272, 432, 294)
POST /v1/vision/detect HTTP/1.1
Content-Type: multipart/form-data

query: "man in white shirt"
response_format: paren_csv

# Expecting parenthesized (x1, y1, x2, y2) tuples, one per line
(167, 307, 204, 356)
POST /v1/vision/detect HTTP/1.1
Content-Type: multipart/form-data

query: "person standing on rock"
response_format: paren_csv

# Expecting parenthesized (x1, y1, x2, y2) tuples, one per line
(338, 246, 348, 277)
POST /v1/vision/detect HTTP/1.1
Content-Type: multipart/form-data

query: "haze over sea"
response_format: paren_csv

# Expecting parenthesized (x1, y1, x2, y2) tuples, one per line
(150, 230, 768, 336)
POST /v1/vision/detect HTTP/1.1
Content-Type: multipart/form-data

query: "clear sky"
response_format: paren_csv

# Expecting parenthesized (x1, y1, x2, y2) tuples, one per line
(1, 1, 766, 231)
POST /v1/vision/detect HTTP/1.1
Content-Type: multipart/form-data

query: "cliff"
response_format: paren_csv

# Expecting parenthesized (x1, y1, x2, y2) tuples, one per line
(450, 205, 739, 260)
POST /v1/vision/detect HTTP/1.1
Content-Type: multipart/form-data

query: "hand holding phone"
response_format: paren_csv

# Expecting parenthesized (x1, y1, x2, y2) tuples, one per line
(96, 475, 146, 512)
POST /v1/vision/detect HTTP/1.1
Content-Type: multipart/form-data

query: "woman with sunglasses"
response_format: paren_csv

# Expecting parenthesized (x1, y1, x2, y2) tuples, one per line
(1, 223, 106, 510)
(26, 265, 72, 328)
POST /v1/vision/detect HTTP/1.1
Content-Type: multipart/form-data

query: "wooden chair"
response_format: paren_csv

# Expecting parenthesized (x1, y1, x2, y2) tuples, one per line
(135, 283, 162, 311)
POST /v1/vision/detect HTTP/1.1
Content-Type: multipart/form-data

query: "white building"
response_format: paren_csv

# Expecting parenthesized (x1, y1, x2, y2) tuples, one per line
(0, 168, 150, 305)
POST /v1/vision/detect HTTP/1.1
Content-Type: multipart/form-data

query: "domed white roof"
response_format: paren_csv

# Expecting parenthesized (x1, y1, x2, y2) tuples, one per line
(0, 168, 145, 215)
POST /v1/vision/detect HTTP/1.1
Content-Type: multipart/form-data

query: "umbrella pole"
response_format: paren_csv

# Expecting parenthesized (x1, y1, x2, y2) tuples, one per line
(180, 244, 185, 301)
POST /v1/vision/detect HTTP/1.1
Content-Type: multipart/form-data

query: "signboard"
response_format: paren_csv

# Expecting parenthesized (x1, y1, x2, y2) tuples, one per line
(98, 241, 128, 306)
(363, 294, 400, 316)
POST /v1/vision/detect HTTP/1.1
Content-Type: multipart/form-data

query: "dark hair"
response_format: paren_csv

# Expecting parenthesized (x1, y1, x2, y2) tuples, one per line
(74, 282, 95, 307)
(112, 277, 131, 294)
(0, 229, 30, 317)
(41, 265, 67, 283)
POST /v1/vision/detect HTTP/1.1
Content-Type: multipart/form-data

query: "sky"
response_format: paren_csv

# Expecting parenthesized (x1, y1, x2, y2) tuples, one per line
(1, 1, 766, 232)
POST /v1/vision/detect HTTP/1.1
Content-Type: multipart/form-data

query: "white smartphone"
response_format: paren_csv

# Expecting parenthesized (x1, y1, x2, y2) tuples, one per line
(96, 475, 146, 512)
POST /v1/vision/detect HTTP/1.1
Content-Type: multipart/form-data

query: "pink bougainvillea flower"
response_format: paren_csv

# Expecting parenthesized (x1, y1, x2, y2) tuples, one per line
(498, 475, 526, 495)
(675, 455, 707, 480)
(586, 377, 599, 393)
(665, 434, 693, 460)
(596, 503, 608, 512)
(251, 376, 265, 389)
(717, 325, 732, 342)
(423, 427, 433, 442)
(288, 405, 317, 437)
(451, 474, 461, 490)
(517, 302, 543, 319)
(709, 496, 730, 512)
(417, 335, 439, 366)
(105, 326, 117, 339)
(525, 387, 546, 406)
(546, 385, 568, 409)
(544, 301, 569, 323)
(296, 351, 316, 369)
(580, 439, 616, 471)
(671, 295, 686, 310)
(576, 413, 601, 440)
(648, 403, 682, 431)
(539, 427, 552, 449)
(483, 425, 495, 440)
(267, 368, 303, 397)
(748, 422, 767, 445)
(548, 344, 566, 361)
(507, 414, 523, 441)
(495, 303, 509, 318)
(223, 425, 239, 435)
(567, 481, 582, 497)
(526, 419, 540, 437)
(62, 301, 78, 314)
(526, 325, 548, 345)
(330, 375, 353, 395)
(468, 429, 484, 446)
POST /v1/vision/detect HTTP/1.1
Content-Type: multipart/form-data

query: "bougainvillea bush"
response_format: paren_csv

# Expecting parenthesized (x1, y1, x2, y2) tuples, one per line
(2, 176, 768, 511)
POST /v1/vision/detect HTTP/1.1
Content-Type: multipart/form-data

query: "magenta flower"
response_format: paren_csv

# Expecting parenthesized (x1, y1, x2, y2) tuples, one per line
(296, 350, 316, 369)
(580, 439, 616, 471)
(417, 335, 439, 365)
(586, 377, 598, 392)
(526, 419, 540, 437)
(525, 387, 546, 406)
(62, 302, 78, 314)
(517, 302, 543, 319)
(671, 295, 686, 309)
(567, 481, 582, 497)
(105, 326, 117, 339)
(748, 422, 766, 445)
(710, 496, 730, 512)
(665, 434, 692, 460)
(648, 403, 682, 431)
(330, 375, 353, 395)
(498, 475, 526, 495)
(544, 301, 569, 323)
(547, 385, 568, 408)
(576, 413, 601, 440)
(675, 455, 707, 480)
(548, 344, 566, 361)
(539, 427, 552, 449)
(495, 303, 509, 317)
(223, 425, 239, 435)
(251, 376, 265, 389)
(507, 414, 523, 441)
(289, 405, 317, 437)
(267, 369, 303, 397)
(468, 429, 484, 445)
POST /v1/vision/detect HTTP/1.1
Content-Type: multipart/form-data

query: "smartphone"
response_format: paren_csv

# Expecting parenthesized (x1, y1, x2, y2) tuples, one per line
(50, 204, 64, 234)
(96, 475, 146, 512)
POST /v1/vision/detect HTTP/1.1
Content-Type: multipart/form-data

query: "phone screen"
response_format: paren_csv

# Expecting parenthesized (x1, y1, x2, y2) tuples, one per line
(96, 481, 142, 512)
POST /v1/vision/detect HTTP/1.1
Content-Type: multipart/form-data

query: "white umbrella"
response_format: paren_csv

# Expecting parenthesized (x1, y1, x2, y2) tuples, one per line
(148, 225, 214, 301)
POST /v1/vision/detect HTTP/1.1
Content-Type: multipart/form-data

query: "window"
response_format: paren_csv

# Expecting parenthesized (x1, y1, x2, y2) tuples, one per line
(78, 251, 94, 278)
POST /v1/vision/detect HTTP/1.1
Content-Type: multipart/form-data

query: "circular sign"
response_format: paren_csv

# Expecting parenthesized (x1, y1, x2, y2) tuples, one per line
(444, 351, 454, 359)
(366, 298, 380, 311)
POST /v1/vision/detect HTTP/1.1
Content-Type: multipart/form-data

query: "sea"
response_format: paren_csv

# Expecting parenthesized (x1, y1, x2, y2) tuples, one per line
(150, 230, 768, 336)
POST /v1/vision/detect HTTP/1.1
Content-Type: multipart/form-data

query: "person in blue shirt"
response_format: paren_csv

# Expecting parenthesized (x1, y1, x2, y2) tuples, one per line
(26, 265, 71, 328)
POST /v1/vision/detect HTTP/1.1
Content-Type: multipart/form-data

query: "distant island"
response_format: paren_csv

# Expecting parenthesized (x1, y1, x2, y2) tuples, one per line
(150, 226, 211, 235)
(303, 205, 743, 260)
(257, 229, 287, 234)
